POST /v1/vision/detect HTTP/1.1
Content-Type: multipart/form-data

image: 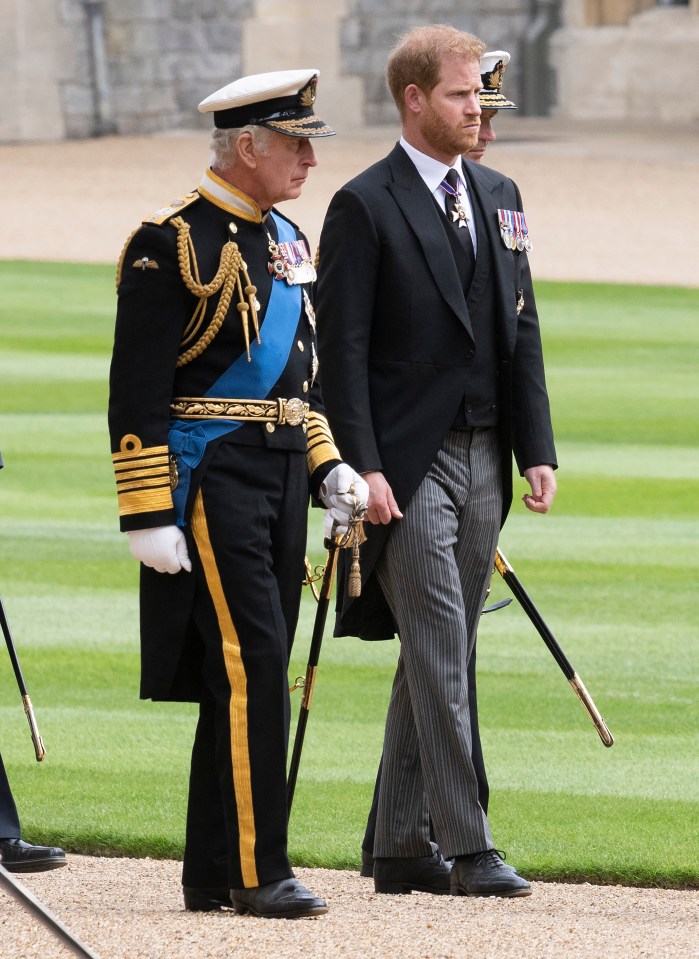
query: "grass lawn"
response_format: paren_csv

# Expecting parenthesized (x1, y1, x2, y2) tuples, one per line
(0, 260, 697, 888)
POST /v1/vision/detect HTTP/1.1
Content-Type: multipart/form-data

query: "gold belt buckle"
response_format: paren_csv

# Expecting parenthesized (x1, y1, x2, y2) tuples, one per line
(278, 398, 307, 427)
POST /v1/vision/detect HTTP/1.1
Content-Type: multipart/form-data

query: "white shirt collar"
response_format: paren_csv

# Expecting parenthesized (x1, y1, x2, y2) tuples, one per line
(398, 136, 476, 251)
(399, 136, 466, 197)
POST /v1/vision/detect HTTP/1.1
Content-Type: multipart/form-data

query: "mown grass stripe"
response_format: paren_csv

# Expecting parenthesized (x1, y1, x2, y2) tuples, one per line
(0, 261, 697, 886)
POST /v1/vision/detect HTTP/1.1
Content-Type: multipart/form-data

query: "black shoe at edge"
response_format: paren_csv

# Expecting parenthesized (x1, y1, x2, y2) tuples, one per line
(0, 838, 67, 873)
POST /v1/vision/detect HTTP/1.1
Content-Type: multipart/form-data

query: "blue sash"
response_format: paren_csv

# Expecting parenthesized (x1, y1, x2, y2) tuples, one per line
(169, 212, 302, 525)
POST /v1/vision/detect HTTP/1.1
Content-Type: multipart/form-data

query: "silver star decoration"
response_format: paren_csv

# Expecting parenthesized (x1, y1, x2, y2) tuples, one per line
(311, 343, 319, 386)
(303, 290, 317, 333)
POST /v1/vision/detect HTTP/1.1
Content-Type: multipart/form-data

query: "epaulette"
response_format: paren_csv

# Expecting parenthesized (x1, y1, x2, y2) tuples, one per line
(143, 191, 200, 226)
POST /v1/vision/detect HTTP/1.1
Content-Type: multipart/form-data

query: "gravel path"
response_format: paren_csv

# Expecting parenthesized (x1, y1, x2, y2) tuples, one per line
(2, 856, 697, 959)
(1, 117, 698, 287)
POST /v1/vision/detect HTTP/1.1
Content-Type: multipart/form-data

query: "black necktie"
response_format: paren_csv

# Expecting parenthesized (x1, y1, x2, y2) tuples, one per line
(442, 168, 475, 282)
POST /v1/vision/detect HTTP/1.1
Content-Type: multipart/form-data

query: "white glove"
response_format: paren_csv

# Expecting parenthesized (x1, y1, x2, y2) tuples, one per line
(127, 526, 192, 574)
(320, 463, 369, 535)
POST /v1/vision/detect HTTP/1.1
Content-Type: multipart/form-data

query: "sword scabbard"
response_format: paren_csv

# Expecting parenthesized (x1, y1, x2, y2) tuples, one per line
(301, 665, 318, 711)
(568, 674, 615, 747)
(495, 547, 614, 748)
(22, 695, 46, 762)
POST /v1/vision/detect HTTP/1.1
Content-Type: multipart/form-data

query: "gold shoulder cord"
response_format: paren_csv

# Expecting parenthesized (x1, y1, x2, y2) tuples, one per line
(169, 216, 260, 367)
(115, 228, 139, 289)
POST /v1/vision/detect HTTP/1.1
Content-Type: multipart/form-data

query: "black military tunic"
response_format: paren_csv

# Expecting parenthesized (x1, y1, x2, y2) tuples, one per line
(108, 169, 341, 889)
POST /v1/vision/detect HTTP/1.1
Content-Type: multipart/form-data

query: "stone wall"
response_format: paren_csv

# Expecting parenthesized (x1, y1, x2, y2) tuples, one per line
(0, 0, 66, 141)
(0, 0, 536, 142)
(0, 0, 254, 141)
(11, 1, 697, 142)
(339, 0, 531, 125)
(551, 3, 699, 122)
(59, 0, 254, 138)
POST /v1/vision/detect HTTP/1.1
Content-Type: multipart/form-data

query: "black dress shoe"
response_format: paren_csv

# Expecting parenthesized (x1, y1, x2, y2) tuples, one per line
(230, 878, 328, 919)
(0, 838, 67, 873)
(183, 886, 232, 911)
(359, 848, 374, 878)
(451, 849, 532, 897)
(374, 846, 452, 894)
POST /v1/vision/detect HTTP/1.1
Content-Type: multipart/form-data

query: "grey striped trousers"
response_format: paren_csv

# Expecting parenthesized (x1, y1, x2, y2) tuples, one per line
(374, 427, 502, 859)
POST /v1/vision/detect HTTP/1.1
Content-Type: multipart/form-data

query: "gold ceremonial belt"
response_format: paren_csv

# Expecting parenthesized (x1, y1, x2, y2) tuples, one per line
(170, 397, 309, 427)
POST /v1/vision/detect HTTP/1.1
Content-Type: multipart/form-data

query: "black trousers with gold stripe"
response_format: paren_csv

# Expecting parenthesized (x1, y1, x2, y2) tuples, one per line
(181, 442, 308, 890)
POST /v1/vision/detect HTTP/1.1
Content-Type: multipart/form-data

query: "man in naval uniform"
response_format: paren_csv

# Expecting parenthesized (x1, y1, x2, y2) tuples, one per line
(356, 48, 521, 881)
(316, 26, 557, 899)
(108, 69, 367, 919)
(466, 50, 517, 166)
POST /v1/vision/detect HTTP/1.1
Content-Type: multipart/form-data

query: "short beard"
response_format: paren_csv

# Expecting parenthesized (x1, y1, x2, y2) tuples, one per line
(420, 100, 479, 157)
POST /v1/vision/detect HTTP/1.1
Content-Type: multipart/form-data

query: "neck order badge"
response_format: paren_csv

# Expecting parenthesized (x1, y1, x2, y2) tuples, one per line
(441, 169, 469, 229)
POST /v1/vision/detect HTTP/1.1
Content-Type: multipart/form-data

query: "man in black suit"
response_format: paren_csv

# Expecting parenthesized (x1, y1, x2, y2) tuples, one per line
(316, 25, 557, 898)
(0, 452, 67, 873)
(355, 45, 521, 883)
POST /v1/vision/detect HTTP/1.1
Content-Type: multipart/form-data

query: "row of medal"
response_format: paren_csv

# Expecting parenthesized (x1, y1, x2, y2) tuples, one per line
(497, 208, 532, 252)
(268, 237, 317, 284)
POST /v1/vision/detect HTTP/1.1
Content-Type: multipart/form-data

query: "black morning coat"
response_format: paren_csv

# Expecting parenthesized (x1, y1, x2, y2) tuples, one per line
(315, 143, 557, 641)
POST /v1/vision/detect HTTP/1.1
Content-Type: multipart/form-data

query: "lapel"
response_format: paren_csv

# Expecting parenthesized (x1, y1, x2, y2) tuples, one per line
(462, 159, 518, 353)
(386, 144, 473, 341)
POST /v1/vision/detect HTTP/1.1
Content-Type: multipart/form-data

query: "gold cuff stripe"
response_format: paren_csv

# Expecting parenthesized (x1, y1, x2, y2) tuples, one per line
(113, 448, 171, 511)
(307, 429, 335, 448)
(116, 474, 170, 493)
(308, 411, 329, 425)
(307, 449, 340, 474)
(307, 440, 341, 474)
(307, 412, 333, 432)
(114, 460, 170, 478)
(115, 463, 170, 480)
(117, 486, 174, 517)
(191, 489, 258, 888)
(307, 431, 336, 450)
(112, 445, 169, 464)
(307, 418, 333, 434)
(307, 412, 340, 472)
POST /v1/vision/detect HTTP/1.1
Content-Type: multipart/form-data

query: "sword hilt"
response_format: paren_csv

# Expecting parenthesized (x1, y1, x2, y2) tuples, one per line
(335, 488, 367, 599)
